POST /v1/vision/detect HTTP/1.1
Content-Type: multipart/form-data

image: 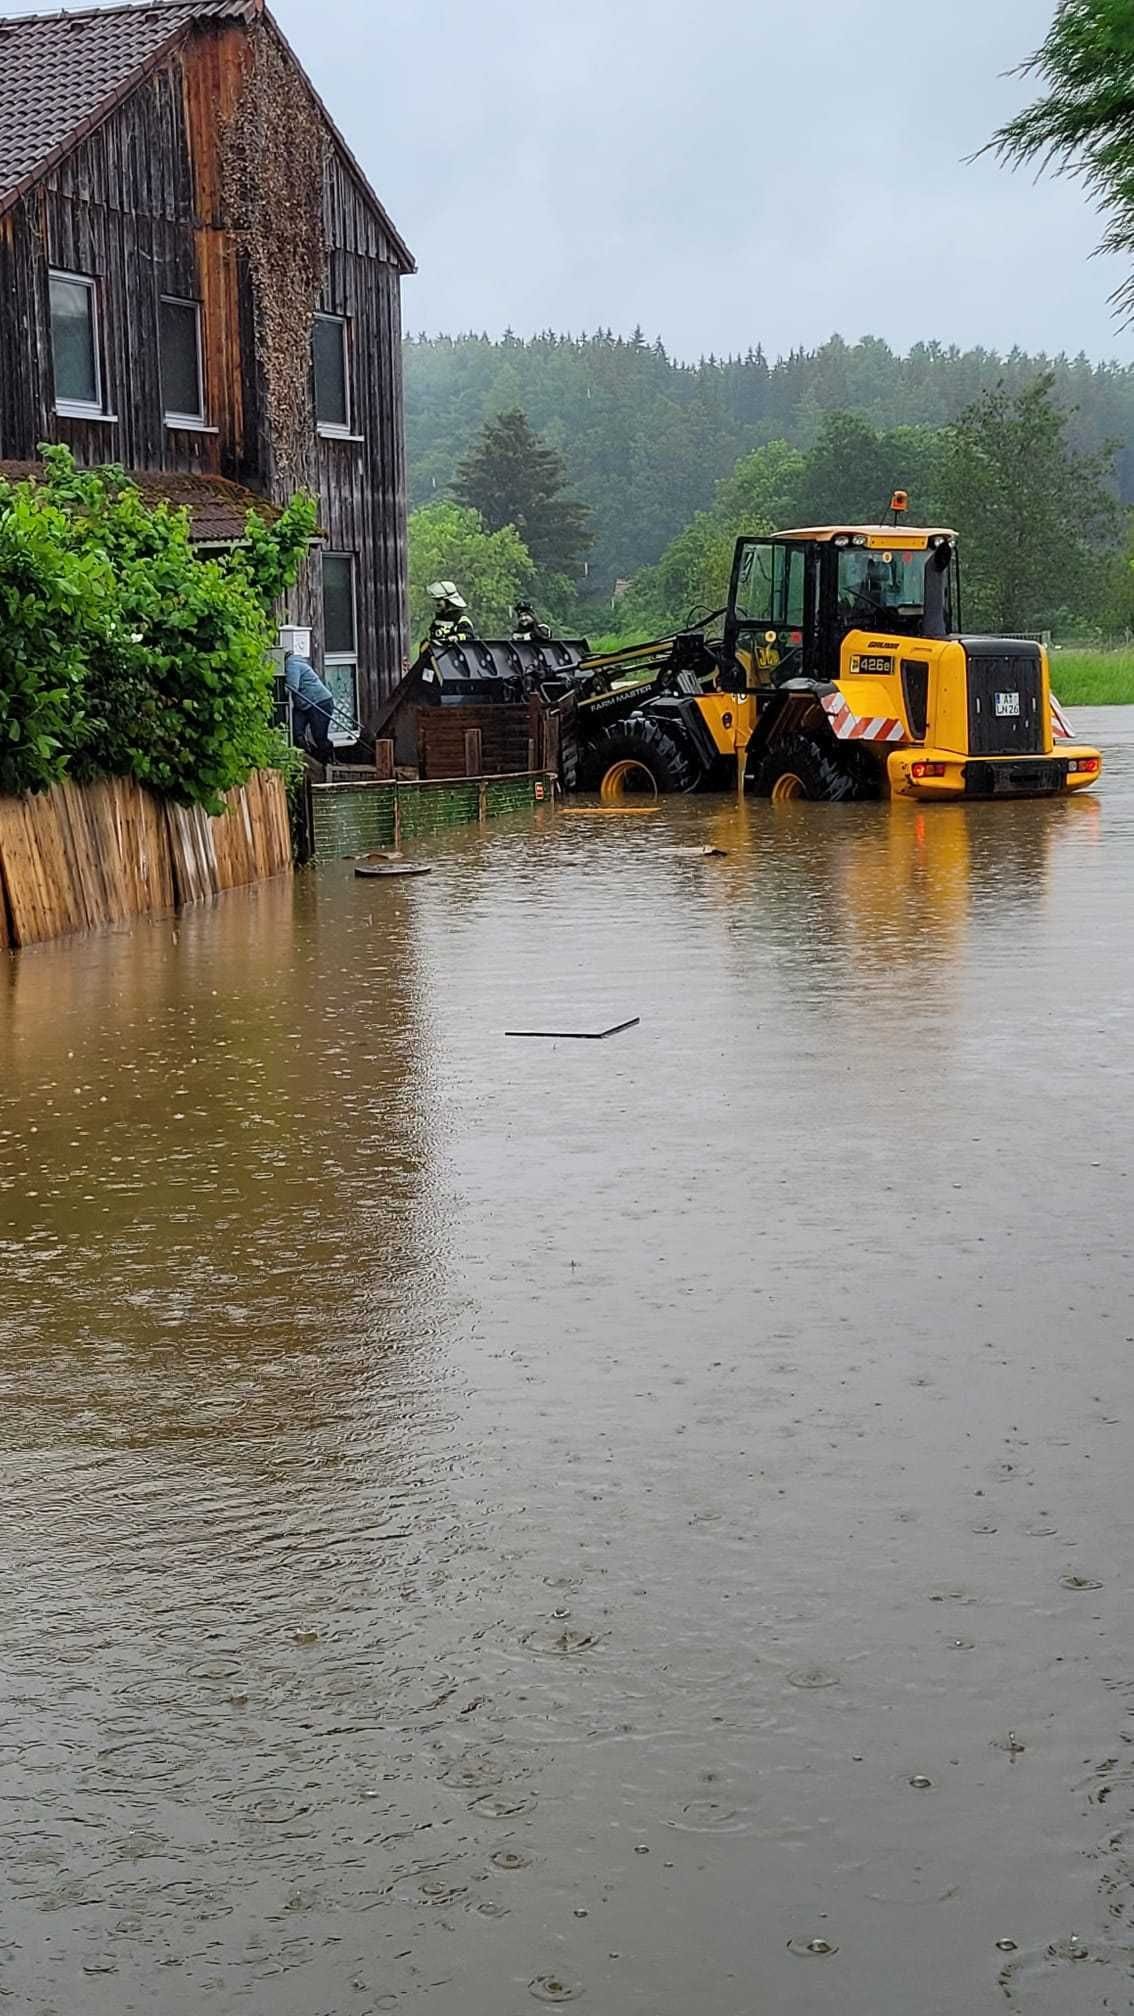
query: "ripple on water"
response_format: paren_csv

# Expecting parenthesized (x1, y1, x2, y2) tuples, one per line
(787, 1665, 841, 1690)
(1048, 1935, 1090, 1961)
(418, 1878, 467, 1905)
(216, 1790, 314, 1827)
(91, 1736, 199, 1784)
(469, 1790, 536, 1820)
(665, 1799, 754, 1835)
(787, 1937, 838, 1957)
(438, 1749, 521, 1791)
(520, 1628, 600, 1658)
(529, 1976, 584, 2002)
(185, 1659, 245, 1685)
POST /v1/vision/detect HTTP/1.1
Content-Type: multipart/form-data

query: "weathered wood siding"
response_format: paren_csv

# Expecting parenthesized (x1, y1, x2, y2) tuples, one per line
(282, 146, 410, 734)
(0, 28, 257, 482)
(0, 16, 410, 738)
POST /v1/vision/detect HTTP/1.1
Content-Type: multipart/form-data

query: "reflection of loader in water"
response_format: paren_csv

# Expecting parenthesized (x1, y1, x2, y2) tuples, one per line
(690, 790, 1098, 985)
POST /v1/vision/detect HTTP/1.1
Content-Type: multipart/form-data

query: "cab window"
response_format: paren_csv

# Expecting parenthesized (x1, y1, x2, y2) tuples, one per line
(734, 541, 805, 628)
(831, 540, 956, 638)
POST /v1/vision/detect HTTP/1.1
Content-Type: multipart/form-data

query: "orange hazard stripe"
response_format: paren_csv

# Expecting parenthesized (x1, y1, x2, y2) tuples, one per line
(823, 696, 903, 743)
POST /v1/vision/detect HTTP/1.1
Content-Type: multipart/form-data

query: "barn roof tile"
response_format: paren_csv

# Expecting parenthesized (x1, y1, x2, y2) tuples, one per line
(0, 457, 283, 543)
(0, 0, 414, 269)
(0, 2, 257, 208)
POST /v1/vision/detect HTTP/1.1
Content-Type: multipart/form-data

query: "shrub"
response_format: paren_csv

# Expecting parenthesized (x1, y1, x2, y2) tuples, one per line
(0, 480, 113, 793)
(0, 447, 316, 809)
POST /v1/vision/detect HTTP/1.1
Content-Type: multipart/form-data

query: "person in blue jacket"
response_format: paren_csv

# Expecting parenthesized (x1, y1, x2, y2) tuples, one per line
(285, 653, 336, 763)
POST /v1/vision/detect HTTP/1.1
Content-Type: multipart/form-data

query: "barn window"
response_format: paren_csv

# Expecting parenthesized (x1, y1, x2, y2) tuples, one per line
(161, 298, 205, 426)
(322, 552, 359, 740)
(313, 314, 351, 434)
(49, 271, 103, 415)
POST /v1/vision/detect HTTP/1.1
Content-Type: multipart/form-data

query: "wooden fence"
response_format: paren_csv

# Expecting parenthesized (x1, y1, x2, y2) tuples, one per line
(0, 770, 291, 950)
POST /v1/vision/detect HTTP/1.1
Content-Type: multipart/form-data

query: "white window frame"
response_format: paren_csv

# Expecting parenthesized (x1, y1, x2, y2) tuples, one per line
(322, 551, 359, 745)
(49, 269, 104, 419)
(313, 313, 353, 439)
(161, 295, 206, 429)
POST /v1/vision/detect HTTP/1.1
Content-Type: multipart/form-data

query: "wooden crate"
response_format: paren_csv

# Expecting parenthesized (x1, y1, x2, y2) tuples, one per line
(416, 704, 536, 780)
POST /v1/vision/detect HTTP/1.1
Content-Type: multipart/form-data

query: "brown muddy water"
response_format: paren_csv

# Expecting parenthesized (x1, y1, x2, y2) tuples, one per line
(1, 707, 1133, 2016)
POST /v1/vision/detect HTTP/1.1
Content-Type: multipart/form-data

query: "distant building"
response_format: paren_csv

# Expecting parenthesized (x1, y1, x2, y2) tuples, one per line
(0, 0, 414, 745)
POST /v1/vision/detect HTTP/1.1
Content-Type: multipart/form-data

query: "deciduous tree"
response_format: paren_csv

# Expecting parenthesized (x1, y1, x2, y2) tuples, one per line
(407, 500, 534, 642)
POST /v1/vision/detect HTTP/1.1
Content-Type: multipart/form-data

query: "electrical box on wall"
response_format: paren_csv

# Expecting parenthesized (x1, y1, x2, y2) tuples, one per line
(278, 626, 312, 659)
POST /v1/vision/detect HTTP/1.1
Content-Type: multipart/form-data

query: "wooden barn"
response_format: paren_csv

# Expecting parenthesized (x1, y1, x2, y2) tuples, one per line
(0, 0, 414, 746)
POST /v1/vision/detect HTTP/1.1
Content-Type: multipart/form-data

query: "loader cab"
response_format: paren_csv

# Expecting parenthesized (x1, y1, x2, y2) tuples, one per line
(723, 527, 961, 689)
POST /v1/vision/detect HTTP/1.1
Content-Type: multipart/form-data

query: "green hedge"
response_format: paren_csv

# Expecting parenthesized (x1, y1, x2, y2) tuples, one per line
(0, 447, 316, 811)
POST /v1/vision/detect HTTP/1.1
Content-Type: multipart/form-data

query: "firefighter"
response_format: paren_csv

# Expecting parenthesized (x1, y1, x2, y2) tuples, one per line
(427, 581, 475, 648)
(512, 599, 553, 645)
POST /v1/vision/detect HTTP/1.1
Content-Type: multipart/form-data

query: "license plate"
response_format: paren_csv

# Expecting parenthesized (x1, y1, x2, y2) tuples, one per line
(995, 691, 1020, 717)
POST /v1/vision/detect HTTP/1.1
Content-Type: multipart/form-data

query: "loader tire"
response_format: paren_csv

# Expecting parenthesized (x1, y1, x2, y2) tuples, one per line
(585, 714, 700, 799)
(752, 731, 874, 804)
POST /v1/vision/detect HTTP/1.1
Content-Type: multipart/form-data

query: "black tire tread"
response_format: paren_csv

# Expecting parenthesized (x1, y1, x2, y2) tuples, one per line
(751, 730, 875, 803)
(582, 713, 700, 794)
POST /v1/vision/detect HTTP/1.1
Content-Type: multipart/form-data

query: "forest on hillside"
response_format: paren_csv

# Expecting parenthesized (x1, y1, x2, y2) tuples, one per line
(403, 331, 1134, 595)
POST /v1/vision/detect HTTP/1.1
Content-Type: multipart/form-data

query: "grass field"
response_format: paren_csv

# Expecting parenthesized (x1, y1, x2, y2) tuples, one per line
(1048, 650, 1134, 706)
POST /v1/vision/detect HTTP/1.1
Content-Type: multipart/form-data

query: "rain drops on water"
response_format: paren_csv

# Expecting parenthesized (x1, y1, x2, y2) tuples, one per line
(529, 1975, 584, 2003)
(1048, 1933, 1090, 1961)
(992, 1730, 1025, 1757)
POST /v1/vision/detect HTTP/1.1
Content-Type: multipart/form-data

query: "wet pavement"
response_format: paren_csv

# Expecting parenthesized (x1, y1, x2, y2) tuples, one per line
(1, 705, 1133, 2014)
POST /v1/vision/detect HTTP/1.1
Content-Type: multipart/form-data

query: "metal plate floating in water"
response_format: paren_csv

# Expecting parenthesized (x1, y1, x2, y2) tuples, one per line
(505, 1018, 640, 1041)
(354, 864, 433, 879)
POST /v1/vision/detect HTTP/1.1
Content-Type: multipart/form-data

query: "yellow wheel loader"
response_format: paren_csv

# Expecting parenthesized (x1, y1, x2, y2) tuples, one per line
(582, 500, 1101, 802)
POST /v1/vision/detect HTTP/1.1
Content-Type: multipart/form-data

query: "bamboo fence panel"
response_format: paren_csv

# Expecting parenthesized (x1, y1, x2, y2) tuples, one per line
(164, 802, 218, 907)
(0, 771, 291, 948)
(0, 790, 87, 944)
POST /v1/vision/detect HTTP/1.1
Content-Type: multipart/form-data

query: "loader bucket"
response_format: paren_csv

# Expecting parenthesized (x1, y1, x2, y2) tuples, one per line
(422, 637, 591, 702)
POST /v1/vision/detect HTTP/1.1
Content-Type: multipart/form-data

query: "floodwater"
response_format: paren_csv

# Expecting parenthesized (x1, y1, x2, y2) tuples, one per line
(1, 706, 1133, 2016)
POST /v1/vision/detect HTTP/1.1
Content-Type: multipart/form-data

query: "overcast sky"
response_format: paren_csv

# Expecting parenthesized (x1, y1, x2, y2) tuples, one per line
(11, 0, 1129, 363)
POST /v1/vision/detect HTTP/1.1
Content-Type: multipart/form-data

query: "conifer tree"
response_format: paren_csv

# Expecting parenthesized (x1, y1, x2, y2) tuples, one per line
(454, 408, 593, 579)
